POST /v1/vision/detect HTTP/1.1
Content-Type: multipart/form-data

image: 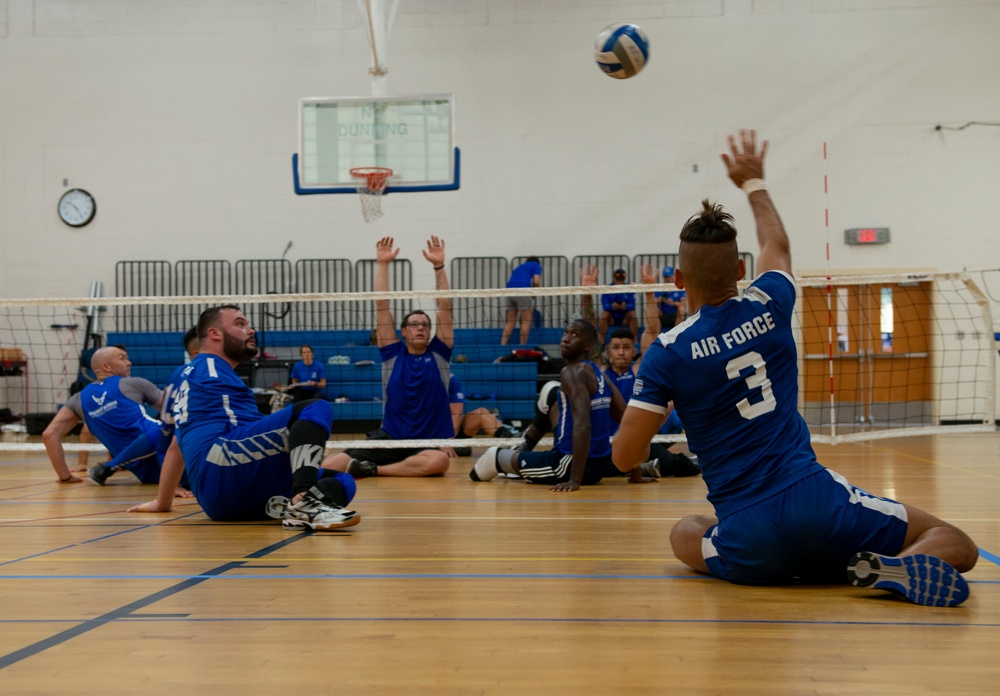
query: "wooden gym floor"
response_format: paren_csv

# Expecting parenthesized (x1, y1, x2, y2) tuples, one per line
(0, 433, 998, 695)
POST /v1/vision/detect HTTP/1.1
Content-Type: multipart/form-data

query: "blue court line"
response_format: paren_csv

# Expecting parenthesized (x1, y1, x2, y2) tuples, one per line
(0, 532, 309, 670)
(978, 547, 1000, 566)
(0, 615, 995, 629)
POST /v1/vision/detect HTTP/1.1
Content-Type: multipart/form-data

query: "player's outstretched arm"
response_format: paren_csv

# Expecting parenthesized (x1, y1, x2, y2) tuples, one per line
(638, 262, 660, 360)
(127, 436, 188, 513)
(580, 263, 599, 324)
(720, 130, 791, 276)
(374, 236, 401, 348)
(42, 407, 84, 483)
(423, 236, 454, 348)
(551, 363, 592, 493)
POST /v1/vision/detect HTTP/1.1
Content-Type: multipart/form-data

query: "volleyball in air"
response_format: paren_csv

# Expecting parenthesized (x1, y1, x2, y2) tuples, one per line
(593, 23, 650, 79)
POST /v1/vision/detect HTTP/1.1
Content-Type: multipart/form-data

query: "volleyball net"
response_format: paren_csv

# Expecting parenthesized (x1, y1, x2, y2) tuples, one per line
(0, 271, 994, 455)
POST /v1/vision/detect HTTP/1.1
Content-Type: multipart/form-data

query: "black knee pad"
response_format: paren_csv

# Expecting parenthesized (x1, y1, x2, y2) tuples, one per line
(309, 476, 348, 507)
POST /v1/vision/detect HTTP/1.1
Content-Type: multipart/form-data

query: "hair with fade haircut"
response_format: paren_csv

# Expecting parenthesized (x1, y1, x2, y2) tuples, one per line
(197, 304, 242, 340)
(678, 199, 741, 292)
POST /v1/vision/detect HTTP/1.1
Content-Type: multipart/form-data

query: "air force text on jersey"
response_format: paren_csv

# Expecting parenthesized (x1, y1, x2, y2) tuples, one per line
(689, 311, 777, 360)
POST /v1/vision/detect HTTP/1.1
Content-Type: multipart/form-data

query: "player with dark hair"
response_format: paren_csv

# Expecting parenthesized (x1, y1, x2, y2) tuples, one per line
(501, 256, 543, 345)
(323, 236, 456, 478)
(656, 266, 686, 329)
(599, 268, 638, 342)
(171, 304, 358, 529)
(583, 263, 700, 480)
(287, 344, 327, 403)
(43, 346, 170, 486)
(471, 317, 635, 491)
(613, 130, 977, 606)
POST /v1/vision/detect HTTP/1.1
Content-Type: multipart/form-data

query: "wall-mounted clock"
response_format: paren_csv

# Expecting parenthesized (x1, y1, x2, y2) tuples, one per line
(58, 188, 96, 227)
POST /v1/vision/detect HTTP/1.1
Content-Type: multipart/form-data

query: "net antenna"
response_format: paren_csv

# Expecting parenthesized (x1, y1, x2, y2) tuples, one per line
(357, 0, 401, 97)
(350, 166, 393, 223)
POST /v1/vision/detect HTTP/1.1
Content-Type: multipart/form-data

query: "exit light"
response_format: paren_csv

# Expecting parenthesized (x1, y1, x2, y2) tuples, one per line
(845, 228, 890, 245)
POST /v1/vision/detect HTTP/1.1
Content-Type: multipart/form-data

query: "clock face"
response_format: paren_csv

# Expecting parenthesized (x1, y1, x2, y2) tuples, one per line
(58, 189, 96, 227)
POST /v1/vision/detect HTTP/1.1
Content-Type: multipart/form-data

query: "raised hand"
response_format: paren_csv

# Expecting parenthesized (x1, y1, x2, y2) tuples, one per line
(422, 235, 446, 267)
(720, 129, 769, 189)
(579, 263, 599, 287)
(375, 236, 401, 265)
(639, 262, 657, 285)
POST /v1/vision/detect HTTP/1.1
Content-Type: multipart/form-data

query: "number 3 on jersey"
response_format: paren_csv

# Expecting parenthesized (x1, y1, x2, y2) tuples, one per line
(726, 351, 777, 420)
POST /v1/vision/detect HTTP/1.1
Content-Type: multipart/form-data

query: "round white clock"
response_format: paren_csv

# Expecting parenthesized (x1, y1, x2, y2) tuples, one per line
(58, 188, 96, 227)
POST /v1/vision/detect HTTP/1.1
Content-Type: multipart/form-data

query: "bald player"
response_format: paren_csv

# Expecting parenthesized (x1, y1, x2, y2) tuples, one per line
(43, 346, 168, 485)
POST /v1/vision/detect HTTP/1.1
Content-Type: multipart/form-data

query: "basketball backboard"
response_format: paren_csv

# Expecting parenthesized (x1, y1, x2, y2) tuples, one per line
(293, 93, 459, 195)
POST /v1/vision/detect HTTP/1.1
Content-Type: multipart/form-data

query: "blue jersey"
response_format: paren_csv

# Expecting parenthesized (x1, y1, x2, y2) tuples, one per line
(603, 365, 635, 436)
(632, 271, 823, 518)
(379, 337, 454, 439)
(655, 290, 686, 316)
(290, 360, 325, 395)
(174, 354, 263, 467)
(556, 361, 613, 458)
(74, 376, 162, 457)
(507, 260, 542, 289)
(601, 290, 636, 313)
(449, 374, 465, 406)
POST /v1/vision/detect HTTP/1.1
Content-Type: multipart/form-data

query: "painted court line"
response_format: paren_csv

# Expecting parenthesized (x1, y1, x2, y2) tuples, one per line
(0, 532, 309, 670)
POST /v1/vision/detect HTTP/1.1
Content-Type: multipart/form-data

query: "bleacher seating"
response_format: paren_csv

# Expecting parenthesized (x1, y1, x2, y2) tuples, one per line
(107, 329, 543, 427)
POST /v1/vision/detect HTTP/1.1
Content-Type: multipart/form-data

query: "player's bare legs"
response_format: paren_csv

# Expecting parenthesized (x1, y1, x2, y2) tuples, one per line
(669, 514, 717, 574)
(895, 504, 978, 571)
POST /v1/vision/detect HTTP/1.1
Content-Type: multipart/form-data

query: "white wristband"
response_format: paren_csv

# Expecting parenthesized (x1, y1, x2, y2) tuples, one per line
(742, 178, 767, 195)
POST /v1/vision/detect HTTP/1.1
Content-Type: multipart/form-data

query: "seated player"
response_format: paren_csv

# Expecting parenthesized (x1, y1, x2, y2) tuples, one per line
(286, 344, 327, 403)
(655, 266, 687, 329)
(613, 130, 977, 606)
(471, 318, 651, 490)
(322, 236, 455, 479)
(583, 263, 700, 479)
(89, 328, 201, 493)
(598, 268, 638, 343)
(43, 346, 170, 487)
(172, 305, 358, 530)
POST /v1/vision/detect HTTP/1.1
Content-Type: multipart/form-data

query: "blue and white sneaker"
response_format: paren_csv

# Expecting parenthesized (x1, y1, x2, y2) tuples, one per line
(847, 551, 969, 607)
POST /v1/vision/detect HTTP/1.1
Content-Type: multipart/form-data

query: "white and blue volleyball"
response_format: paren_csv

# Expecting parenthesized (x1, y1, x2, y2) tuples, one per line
(594, 23, 650, 79)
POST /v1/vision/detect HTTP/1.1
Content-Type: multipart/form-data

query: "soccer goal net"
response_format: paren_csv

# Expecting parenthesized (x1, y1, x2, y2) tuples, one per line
(0, 271, 994, 454)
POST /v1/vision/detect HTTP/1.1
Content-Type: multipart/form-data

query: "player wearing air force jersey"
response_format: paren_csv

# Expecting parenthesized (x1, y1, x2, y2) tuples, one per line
(612, 130, 977, 606)
(633, 270, 813, 518)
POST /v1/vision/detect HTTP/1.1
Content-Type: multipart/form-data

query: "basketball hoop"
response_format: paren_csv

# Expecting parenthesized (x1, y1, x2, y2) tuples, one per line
(350, 167, 393, 223)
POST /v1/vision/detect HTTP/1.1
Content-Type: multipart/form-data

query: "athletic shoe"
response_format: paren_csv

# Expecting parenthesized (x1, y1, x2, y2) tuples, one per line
(469, 446, 500, 482)
(639, 460, 660, 479)
(266, 494, 360, 531)
(847, 551, 969, 607)
(495, 426, 520, 439)
(346, 458, 378, 479)
(88, 463, 114, 486)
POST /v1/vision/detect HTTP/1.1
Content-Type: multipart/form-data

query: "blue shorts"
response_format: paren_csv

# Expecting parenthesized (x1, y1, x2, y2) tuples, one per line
(702, 468, 908, 585)
(516, 448, 608, 486)
(187, 401, 346, 521)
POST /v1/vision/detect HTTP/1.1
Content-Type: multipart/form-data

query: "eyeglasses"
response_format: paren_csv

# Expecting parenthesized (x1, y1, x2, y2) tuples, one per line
(404, 322, 431, 329)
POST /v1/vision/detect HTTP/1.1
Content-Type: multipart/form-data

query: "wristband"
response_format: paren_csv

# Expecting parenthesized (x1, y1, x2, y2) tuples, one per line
(433, 264, 445, 271)
(742, 178, 767, 195)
